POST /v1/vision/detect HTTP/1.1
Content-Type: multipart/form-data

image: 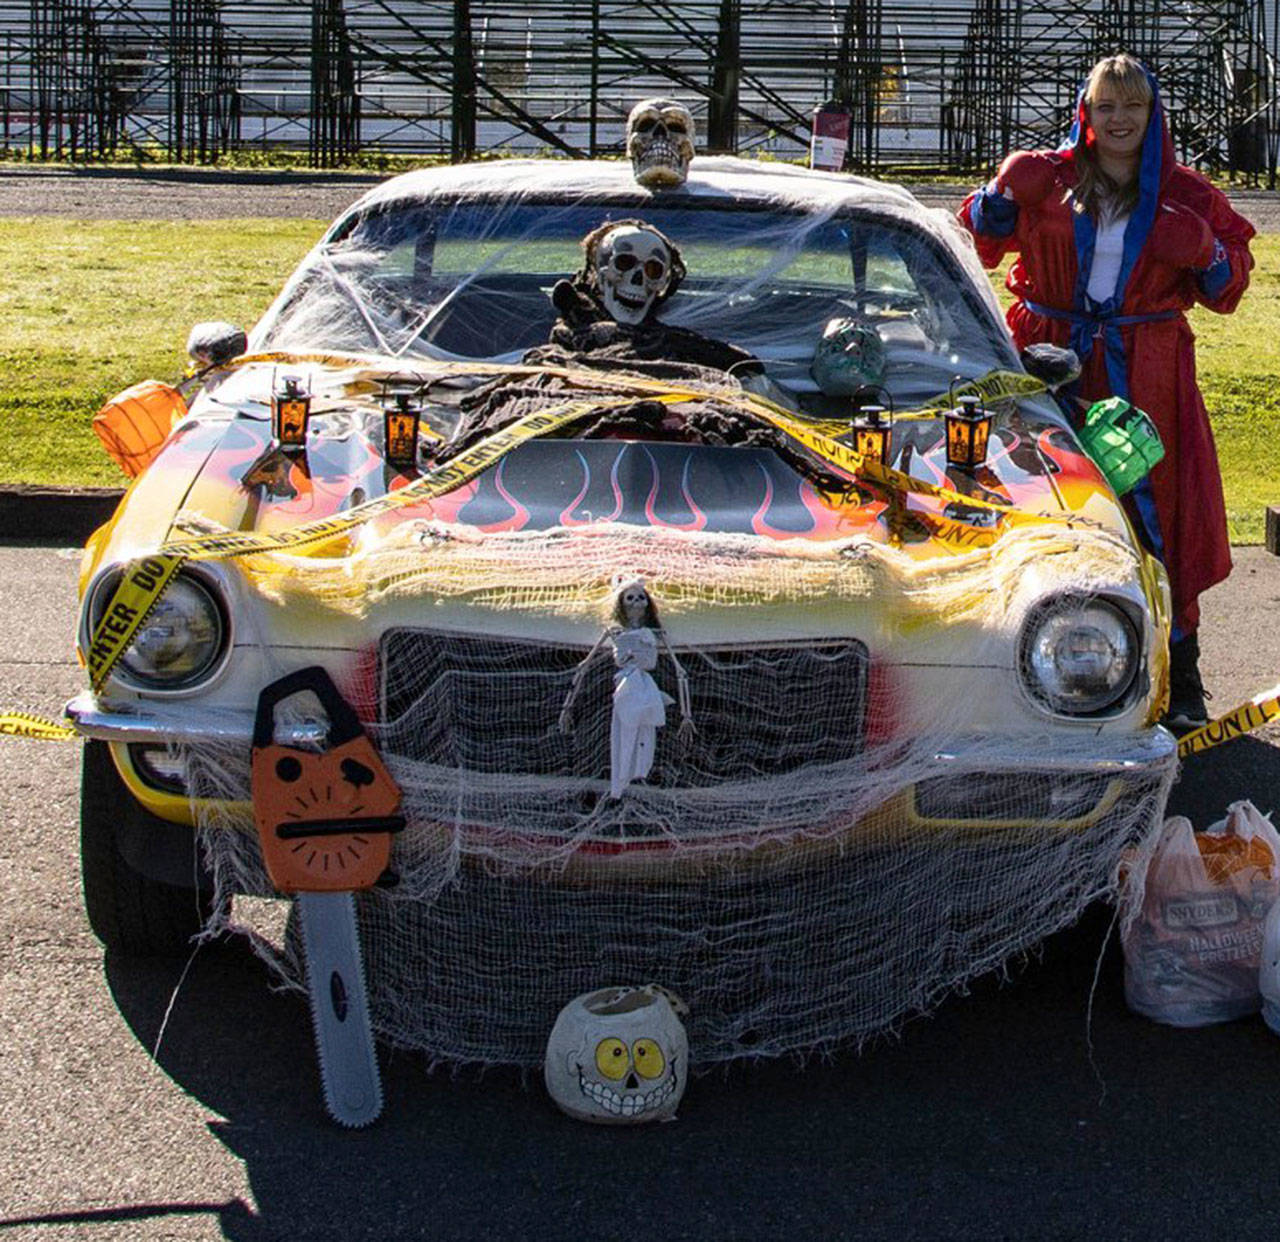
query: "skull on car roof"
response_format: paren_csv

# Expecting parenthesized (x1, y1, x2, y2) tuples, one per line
(626, 98, 696, 188)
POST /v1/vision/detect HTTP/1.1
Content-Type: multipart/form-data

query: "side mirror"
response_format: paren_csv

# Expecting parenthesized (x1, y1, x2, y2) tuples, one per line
(1020, 342, 1081, 391)
(186, 321, 247, 368)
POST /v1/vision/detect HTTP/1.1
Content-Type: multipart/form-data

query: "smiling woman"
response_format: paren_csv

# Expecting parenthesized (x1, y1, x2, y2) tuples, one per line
(1074, 58, 1154, 222)
(958, 52, 1257, 734)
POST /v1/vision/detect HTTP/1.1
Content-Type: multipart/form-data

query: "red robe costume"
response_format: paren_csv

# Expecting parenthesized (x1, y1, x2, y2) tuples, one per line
(958, 71, 1254, 636)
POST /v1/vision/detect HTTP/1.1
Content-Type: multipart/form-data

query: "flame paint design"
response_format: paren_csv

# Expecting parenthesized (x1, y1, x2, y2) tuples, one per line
(750, 463, 776, 537)
(676, 456, 708, 533)
(558, 451, 595, 528)
(478, 458, 530, 533)
(606, 446, 627, 523)
(144, 372, 1126, 555)
(642, 448, 706, 532)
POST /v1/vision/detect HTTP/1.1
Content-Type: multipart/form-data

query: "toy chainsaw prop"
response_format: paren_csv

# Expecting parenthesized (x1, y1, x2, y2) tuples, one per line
(250, 667, 405, 1128)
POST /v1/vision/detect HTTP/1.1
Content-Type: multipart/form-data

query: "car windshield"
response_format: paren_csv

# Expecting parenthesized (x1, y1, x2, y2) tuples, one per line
(255, 196, 1018, 408)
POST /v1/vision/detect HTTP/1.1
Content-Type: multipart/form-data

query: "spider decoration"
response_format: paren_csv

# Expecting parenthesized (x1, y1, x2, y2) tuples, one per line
(558, 577, 694, 799)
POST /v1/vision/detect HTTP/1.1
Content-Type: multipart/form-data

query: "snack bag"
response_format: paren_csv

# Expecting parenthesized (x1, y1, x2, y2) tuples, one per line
(1122, 800, 1280, 1027)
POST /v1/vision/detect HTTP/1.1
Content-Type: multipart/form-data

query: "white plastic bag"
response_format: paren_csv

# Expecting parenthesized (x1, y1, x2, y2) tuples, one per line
(1261, 896, 1280, 1036)
(1122, 800, 1280, 1027)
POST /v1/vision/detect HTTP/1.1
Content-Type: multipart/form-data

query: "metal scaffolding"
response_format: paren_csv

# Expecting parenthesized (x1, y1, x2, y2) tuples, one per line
(169, 0, 239, 161)
(941, 0, 1275, 177)
(2, 1, 1278, 181)
(311, 0, 359, 164)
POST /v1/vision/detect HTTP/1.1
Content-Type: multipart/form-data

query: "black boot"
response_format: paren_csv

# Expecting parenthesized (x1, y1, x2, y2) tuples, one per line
(1165, 633, 1210, 734)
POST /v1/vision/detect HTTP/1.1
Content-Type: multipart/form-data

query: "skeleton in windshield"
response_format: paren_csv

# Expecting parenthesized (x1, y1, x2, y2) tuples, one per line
(528, 219, 761, 378)
(439, 221, 811, 464)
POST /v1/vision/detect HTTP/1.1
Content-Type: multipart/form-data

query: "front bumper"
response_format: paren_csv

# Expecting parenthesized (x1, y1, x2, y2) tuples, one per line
(67, 692, 327, 747)
(69, 691, 1179, 837)
(67, 689, 1179, 770)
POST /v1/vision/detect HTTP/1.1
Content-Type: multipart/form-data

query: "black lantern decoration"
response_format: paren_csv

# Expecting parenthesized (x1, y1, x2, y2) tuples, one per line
(849, 385, 893, 465)
(382, 389, 422, 471)
(851, 404, 892, 464)
(944, 392, 992, 469)
(271, 373, 311, 450)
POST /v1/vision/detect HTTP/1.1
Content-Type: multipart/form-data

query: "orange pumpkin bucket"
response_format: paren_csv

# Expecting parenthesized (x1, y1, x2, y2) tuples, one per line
(92, 379, 188, 477)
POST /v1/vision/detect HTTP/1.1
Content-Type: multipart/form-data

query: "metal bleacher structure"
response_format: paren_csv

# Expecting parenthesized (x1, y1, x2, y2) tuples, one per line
(3, 0, 1279, 181)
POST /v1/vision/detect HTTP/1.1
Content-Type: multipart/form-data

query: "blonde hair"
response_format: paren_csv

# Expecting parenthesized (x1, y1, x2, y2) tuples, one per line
(1073, 54, 1154, 220)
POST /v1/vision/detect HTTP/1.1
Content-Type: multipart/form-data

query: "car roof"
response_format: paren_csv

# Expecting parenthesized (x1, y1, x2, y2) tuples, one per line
(343, 156, 931, 227)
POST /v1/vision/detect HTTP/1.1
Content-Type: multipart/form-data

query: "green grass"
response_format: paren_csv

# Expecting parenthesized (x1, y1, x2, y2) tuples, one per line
(1187, 246, 1280, 542)
(0, 218, 1276, 541)
(0, 219, 324, 486)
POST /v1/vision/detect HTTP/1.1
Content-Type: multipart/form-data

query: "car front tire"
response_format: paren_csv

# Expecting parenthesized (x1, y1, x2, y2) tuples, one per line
(80, 740, 216, 956)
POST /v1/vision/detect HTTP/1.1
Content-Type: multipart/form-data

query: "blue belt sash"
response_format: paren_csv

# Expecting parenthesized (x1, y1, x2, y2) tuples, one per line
(1023, 300, 1180, 375)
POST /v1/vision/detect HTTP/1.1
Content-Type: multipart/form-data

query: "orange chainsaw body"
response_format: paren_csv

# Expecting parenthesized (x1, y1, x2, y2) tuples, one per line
(250, 667, 404, 893)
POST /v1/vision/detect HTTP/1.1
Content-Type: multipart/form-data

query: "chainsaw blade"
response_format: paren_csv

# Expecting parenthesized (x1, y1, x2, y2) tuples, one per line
(298, 890, 383, 1128)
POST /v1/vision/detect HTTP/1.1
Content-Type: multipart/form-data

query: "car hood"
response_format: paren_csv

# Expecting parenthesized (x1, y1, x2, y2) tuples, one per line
(90, 360, 1130, 572)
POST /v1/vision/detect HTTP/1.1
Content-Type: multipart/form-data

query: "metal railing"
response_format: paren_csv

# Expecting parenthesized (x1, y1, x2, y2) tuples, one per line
(3, 0, 1277, 182)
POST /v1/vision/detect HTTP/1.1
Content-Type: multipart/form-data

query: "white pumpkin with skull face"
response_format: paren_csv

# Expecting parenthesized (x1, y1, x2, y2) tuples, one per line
(626, 97, 696, 188)
(544, 985, 688, 1124)
(594, 225, 673, 326)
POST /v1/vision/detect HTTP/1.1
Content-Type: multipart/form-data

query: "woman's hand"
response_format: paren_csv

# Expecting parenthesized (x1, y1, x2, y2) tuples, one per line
(995, 151, 1059, 207)
(1147, 203, 1216, 269)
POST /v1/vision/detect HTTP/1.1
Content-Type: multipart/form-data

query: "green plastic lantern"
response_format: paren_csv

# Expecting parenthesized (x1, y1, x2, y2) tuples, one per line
(1078, 398, 1164, 496)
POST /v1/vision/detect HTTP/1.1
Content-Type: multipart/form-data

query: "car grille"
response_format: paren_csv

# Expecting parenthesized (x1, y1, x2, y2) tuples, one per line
(377, 629, 869, 785)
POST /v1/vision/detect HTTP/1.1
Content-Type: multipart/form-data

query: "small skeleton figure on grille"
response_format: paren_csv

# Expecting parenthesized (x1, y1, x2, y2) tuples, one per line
(558, 577, 694, 798)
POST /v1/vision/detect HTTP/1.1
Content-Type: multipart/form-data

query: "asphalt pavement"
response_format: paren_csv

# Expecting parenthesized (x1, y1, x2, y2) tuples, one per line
(1, 542, 1279, 1241)
(4, 166, 1280, 231)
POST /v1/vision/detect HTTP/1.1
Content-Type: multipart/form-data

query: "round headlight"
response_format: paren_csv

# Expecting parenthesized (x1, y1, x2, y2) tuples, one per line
(1019, 596, 1140, 716)
(92, 570, 228, 690)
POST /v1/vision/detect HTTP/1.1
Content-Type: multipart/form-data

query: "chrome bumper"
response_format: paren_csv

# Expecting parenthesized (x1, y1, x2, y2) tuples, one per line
(65, 692, 327, 747)
(66, 691, 1179, 770)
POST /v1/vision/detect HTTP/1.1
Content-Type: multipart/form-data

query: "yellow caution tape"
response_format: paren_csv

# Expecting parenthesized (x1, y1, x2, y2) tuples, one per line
(1176, 686, 1280, 758)
(85, 552, 187, 696)
(87, 392, 685, 691)
(716, 386, 1073, 537)
(0, 713, 78, 742)
(919, 369, 1050, 410)
(166, 396, 635, 560)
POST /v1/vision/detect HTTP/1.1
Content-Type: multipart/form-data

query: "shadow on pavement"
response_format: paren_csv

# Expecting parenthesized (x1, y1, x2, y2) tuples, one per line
(100, 741, 1280, 1241)
(1169, 734, 1280, 824)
